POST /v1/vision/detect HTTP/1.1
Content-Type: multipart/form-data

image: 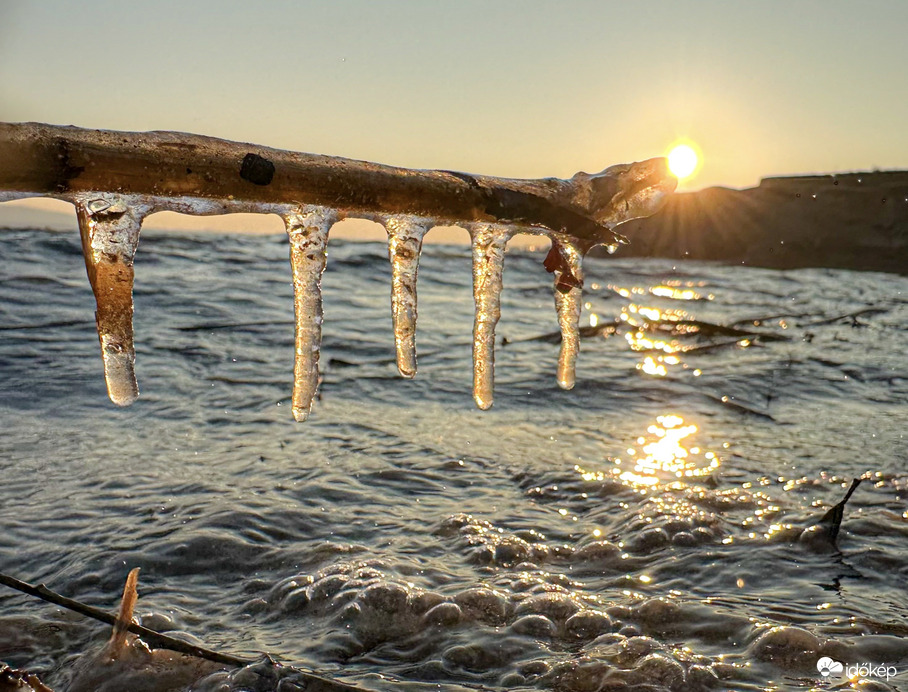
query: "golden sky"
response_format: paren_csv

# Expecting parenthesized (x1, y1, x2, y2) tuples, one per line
(2, 1, 907, 233)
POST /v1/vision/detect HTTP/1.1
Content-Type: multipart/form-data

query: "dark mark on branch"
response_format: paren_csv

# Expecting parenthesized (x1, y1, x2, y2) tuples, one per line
(53, 139, 85, 193)
(240, 153, 275, 186)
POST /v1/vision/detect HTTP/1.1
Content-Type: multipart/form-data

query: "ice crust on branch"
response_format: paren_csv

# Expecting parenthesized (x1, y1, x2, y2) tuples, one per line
(0, 123, 676, 419)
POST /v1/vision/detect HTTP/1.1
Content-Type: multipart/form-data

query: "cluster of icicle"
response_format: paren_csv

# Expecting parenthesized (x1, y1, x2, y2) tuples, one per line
(70, 193, 586, 421)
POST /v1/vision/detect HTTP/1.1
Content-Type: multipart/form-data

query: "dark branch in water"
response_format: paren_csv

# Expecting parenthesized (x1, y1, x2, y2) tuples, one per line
(802, 307, 887, 328)
(816, 478, 864, 544)
(0, 571, 362, 691)
(728, 312, 814, 328)
(513, 317, 787, 346)
(0, 571, 249, 666)
(0, 571, 504, 691)
(800, 478, 864, 547)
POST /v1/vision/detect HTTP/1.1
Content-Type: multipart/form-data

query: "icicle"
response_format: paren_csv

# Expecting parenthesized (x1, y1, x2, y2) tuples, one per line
(553, 239, 584, 390)
(470, 223, 513, 410)
(74, 196, 147, 406)
(385, 216, 430, 378)
(284, 206, 337, 422)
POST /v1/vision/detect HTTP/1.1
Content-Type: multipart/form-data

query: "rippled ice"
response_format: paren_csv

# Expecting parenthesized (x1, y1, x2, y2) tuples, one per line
(0, 229, 906, 691)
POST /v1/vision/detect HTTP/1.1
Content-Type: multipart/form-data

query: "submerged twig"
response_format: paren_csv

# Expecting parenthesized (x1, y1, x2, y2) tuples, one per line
(661, 319, 788, 341)
(0, 571, 249, 667)
(799, 478, 865, 547)
(727, 312, 814, 328)
(515, 317, 786, 348)
(0, 571, 362, 691)
(802, 307, 887, 328)
(815, 478, 864, 544)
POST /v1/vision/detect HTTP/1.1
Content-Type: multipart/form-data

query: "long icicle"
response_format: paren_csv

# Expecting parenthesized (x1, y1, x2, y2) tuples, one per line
(385, 216, 430, 378)
(74, 196, 148, 406)
(284, 206, 337, 422)
(553, 239, 584, 390)
(470, 224, 512, 410)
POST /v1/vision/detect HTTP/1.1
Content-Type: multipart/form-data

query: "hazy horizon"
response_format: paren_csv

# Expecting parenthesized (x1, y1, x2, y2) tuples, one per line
(2, 1, 907, 234)
(4, 1, 907, 187)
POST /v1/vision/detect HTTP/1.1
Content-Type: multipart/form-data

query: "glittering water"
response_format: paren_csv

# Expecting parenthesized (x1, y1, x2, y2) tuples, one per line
(0, 229, 906, 691)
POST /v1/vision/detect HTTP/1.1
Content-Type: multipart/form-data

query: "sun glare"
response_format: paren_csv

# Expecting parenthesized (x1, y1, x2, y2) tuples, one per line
(668, 144, 699, 180)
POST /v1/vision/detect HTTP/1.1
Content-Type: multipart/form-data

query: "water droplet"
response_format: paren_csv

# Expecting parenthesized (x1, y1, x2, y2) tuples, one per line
(87, 198, 111, 214)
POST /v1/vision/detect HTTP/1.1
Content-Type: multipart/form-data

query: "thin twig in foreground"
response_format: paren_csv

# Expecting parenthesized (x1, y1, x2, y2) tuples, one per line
(0, 571, 249, 666)
(0, 571, 363, 691)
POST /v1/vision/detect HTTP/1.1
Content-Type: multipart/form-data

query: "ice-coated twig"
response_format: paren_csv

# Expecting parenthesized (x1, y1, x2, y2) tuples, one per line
(0, 122, 677, 419)
(74, 195, 149, 406)
(284, 206, 337, 422)
(385, 215, 430, 378)
(470, 223, 513, 410)
(551, 238, 585, 390)
(0, 123, 668, 250)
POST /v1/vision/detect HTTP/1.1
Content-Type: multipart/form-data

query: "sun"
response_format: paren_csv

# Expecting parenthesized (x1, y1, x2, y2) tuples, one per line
(667, 143, 699, 180)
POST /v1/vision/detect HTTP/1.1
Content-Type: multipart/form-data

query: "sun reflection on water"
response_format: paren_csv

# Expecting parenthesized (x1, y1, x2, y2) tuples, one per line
(617, 302, 699, 377)
(651, 285, 701, 300)
(621, 415, 719, 486)
(579, 414, 720, 491)
(589, 278, 774, 383)
(603, 279, 733, 378)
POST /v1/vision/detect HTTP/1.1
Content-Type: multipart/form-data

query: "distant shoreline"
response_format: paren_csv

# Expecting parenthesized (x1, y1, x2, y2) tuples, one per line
(607, 170, 908, 274)
(3, 170, 907, 271)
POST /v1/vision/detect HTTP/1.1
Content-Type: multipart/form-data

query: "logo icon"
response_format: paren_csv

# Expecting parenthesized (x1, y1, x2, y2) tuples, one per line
(817, 657, 844, 676)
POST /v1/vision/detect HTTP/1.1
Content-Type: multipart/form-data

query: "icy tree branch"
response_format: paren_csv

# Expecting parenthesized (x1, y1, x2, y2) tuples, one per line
(0, 122, 676, 418)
